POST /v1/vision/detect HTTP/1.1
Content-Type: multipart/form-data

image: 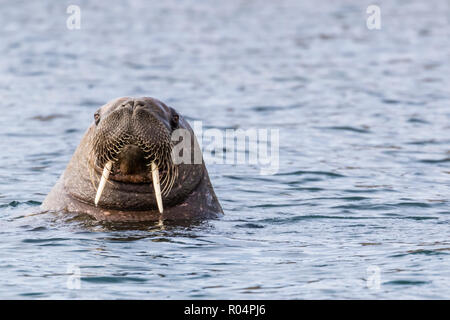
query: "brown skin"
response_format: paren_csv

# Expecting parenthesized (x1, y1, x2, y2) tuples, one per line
(42, 97, 223, 222)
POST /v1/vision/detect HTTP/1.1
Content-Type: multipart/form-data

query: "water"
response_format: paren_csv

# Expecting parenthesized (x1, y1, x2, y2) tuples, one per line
(0, 0, 449, 299)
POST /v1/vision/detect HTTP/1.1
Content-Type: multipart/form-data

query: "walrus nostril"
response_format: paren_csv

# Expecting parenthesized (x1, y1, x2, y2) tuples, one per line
(133, 100, 145, 110)
(121, 100, 145, 110)
(120, 102, 132, 110)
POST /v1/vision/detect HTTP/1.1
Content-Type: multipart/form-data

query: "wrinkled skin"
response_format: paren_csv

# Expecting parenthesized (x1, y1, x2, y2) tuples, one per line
(42, 97, 223, 222)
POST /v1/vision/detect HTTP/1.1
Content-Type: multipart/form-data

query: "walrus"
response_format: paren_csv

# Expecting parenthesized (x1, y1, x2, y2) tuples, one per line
(42, 97, 223, 222)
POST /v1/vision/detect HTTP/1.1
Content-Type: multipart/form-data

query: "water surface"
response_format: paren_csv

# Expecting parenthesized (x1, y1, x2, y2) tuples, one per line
(0, 0, 449, 299)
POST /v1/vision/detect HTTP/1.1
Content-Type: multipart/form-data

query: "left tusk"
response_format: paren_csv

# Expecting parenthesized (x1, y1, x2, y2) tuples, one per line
(151, 162, 163, 213)
(95, 161, 113, 206)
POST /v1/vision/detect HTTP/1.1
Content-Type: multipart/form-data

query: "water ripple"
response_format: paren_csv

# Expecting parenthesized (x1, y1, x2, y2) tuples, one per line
(0, 0, 449, 299)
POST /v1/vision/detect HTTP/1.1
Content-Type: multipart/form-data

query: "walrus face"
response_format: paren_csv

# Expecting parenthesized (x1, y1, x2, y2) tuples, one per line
(88, 97, 185, 213)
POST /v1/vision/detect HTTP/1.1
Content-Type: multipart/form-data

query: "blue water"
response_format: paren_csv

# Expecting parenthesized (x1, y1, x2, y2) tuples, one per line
(0, 0, 449, 299)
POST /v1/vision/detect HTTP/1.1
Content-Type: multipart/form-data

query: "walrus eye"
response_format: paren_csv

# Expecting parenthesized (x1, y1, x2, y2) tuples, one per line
(170, 113, 179, 129)
(94, 112, 100, 125)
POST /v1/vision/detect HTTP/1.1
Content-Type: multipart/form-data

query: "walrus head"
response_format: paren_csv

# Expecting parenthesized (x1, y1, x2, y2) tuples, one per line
(42, 96, 223, 222)
(68, 97, 205, 214)
(88, 97, 180, 213)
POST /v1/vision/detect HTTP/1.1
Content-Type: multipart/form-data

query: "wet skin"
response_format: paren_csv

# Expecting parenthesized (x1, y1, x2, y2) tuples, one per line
(42, 97, 223, 222)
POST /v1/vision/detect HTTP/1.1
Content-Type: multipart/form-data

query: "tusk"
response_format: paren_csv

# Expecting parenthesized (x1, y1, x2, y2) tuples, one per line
(151, 162, 163, 213)
(95, 161, 113, 206)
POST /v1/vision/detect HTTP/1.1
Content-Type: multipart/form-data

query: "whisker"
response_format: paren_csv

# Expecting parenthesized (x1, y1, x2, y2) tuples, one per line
(91, 131, 176, 196)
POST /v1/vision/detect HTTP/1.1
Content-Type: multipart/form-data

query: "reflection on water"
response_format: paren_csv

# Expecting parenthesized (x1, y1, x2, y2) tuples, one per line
(0, 0, 449, 299)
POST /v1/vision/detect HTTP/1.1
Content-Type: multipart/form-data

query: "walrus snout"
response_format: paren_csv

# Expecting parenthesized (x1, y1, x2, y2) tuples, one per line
(92, 98, 174, 170)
